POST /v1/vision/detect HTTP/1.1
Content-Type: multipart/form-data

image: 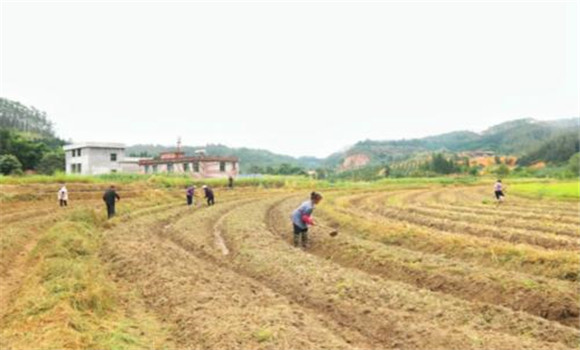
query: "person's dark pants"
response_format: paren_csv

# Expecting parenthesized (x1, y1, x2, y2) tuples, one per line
(59, 199, 67, 207)
(495, 191, 504, 200)
(293, 224, 308, 247)
(106, 203, 116, 219)
(207, 197, 215, 206)
(187, 195, 193, 206)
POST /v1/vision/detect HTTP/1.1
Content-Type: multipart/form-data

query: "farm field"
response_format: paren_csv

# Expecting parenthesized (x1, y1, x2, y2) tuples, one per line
(0, 180, 578, 349)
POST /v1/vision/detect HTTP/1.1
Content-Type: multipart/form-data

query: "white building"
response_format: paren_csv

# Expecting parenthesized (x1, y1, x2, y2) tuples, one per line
(63, 142, 134, 175)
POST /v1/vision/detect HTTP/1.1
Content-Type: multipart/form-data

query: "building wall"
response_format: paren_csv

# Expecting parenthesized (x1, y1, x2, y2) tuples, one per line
(65, 147, 125, 175)
(141, 160, 239, 178)
(119, 162, 141, 173)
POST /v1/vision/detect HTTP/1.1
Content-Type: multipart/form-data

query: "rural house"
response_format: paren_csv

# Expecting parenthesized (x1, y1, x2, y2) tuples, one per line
(138, 150, 239, 178)
(63, 142, 146, 175)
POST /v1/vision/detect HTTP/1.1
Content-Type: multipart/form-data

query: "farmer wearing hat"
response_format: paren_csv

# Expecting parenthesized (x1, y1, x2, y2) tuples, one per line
(203, 185, 215, 206)
(291, 192, 323, 248)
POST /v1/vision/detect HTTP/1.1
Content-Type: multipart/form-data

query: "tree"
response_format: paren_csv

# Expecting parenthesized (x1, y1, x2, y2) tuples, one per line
(468, 166, 480, 176)
(428, 153, 458, 174)
(494, 164, 510, 177)
(383, 164, 391, 178)
(0, 154, 23, 175)
(568, 153, 580, 176)
(37, 151, 65, 175)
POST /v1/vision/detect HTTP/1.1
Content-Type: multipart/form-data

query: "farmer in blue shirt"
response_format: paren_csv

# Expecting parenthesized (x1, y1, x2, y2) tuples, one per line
(291, 192, 323, 248)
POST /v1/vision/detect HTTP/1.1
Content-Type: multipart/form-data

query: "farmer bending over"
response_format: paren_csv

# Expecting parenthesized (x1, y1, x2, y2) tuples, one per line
(186, 185, 195, 207)
(291, 192, 323, 248)
(203, 185, 215, 206)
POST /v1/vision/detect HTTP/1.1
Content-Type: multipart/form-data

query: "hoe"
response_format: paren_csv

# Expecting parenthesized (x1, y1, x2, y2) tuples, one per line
(317, 223, 339, 237)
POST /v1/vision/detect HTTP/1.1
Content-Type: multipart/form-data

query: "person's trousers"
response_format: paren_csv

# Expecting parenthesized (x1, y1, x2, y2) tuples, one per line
(207, 197, 215, 206)
(59, 199, 67, 207)
(293, 224, 308, 247)
(106, 203, 115, 219)
(187, 195, 193, 206)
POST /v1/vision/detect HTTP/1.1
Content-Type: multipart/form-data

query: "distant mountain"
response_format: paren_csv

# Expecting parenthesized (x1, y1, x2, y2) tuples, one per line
(332, 118, 579, 170)
(517, 131, 580, 165)
(128, 118, 579, 173)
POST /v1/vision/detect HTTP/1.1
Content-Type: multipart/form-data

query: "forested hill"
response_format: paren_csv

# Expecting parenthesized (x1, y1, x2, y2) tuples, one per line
(330, 118, 579, 167)
(0, 98, 56, 137)
(0, 98, 65, 175)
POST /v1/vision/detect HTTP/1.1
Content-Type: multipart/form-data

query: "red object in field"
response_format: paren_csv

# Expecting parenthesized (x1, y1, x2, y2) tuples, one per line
(302, 214, 314, 225)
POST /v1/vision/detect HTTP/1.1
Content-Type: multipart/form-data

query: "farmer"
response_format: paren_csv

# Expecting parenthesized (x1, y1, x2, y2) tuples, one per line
(103, 185, 120, 219)
(58, 183, 68, 207)
(186, 185, 195, 207)
(291, 192, 323, 248)
(228, 176, 234, 189)
(494, 179, 505, 203)
(203, 185, 215, 206)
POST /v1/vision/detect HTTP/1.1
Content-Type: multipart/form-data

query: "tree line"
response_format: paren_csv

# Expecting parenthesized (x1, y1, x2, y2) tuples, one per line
(0, 98, 64, 175)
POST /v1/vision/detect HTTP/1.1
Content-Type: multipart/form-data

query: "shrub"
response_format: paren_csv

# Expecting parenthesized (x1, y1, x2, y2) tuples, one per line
(0, 154, 23, 175)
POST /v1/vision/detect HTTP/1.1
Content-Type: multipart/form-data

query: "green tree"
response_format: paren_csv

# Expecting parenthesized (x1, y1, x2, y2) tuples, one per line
(383, 164, 391, 177)
(568, 153, 580, 176)
(468, 166, 480, 176)
(0, 154, 23, 175)
(37, 151, 65, 175)
(494, 164, 510, 177)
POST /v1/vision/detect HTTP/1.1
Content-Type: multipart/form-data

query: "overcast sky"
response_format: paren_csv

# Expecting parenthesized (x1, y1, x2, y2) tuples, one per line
(1, 0, 578, 158)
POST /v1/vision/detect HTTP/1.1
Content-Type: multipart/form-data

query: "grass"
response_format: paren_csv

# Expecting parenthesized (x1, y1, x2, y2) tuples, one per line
(0, 207, 173, 350)
(0, 173, 493, 189)
(509, 182, 580, 200)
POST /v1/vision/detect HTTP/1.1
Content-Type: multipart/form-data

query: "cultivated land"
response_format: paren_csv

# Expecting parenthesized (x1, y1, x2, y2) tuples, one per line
(0, 179, 578, 349)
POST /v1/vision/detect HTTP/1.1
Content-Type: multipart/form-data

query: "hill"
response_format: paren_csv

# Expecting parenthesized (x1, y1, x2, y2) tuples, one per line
(0, 98, 56, 138)
(0, 98, 65, 174)
(331, 118, 579, 170)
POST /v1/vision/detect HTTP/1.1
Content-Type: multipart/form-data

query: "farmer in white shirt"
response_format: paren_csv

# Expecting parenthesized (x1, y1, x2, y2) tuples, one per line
(58, 183, 68, 207)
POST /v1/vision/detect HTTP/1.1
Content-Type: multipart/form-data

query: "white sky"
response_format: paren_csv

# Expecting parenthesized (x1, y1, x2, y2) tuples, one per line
(1, 0, 578, 158)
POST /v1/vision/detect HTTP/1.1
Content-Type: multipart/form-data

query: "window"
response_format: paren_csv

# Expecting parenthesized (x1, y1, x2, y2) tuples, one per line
(167, 163, 174, 173)
(193, 162, 200, 172)
(152, 165, 158, 173)
(71, 164, 76, 173)
(232, 162, 237, 170)
(77, 164, 82, 173)
(145, 165, 150, 173)
(77, 149, 82, 157)
(184, 163, 190, 172)
(72, 150, 76, 157)
(220, 161, 226, 172)
(111, 169, 117, 173)
(110, 153, 117, 161)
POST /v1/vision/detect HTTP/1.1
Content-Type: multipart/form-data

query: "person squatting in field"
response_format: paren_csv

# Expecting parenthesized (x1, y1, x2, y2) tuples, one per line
(186, 185, 195, 207)
(103, 185, 121, 219)
(494, 179, 506, 203)
(203, 185, 215, 206)
(291, 192, 323, 248)
(58, 183, 68, 207)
